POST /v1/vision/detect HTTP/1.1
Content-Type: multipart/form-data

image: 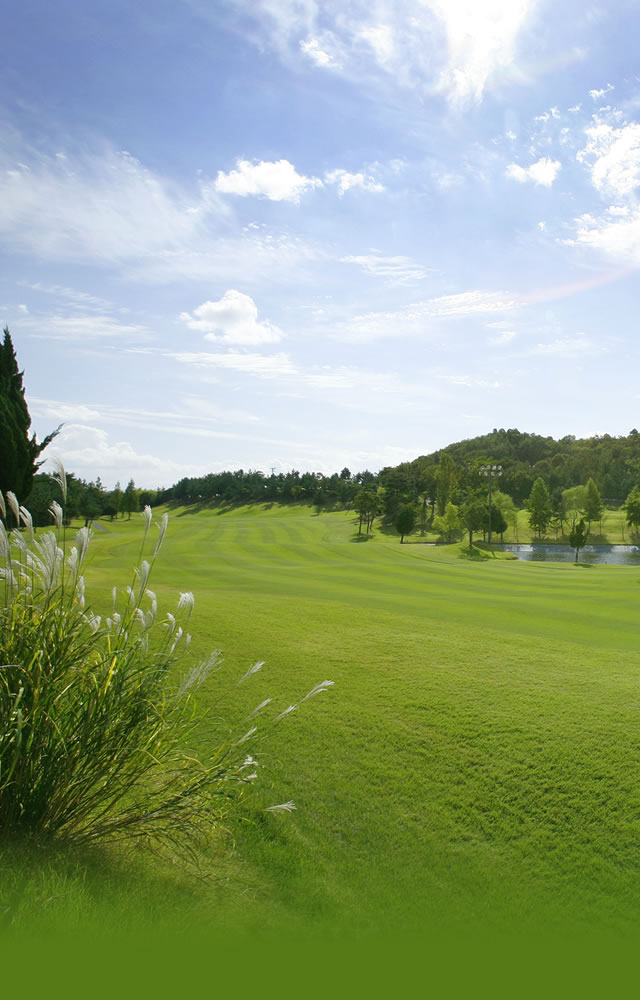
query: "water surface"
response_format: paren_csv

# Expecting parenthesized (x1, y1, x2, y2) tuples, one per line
(496, 544, 640, 565)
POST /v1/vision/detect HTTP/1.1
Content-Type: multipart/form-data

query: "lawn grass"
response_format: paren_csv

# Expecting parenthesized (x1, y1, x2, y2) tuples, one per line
(3, 502, 640, 938)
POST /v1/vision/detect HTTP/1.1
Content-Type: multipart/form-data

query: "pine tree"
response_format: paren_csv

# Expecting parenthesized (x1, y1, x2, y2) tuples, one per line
(0, 327, 59, 503)
(527, 477, 552, 538)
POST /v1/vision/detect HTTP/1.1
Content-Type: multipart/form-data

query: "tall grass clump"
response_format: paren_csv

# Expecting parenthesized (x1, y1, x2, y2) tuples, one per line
(0, 466, 333, 850)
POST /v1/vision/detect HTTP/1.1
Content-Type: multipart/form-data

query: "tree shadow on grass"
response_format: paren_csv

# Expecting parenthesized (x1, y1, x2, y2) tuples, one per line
(350, 534, 372, 542)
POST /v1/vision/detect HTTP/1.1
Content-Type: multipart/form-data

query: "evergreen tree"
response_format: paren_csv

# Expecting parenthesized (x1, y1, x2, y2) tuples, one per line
(0, 327, 59, 503)
(527, 477, 552, 538)
(123, 479, 138, 519)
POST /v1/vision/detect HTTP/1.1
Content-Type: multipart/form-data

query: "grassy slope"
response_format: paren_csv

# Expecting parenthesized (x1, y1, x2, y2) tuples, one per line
(4, 503, 640, 935)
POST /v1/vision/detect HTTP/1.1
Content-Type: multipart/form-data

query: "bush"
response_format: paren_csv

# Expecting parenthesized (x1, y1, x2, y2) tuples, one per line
(0, 466, 332, 849)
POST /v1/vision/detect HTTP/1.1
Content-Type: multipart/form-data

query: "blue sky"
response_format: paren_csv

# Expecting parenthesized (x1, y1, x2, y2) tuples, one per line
(2, 0, 640, 488)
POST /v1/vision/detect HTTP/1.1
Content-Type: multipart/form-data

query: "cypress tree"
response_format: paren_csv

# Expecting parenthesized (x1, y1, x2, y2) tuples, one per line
(0, 327, 60, 502)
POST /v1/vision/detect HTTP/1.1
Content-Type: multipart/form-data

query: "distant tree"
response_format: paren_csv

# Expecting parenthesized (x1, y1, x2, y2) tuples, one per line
(460, 495, 486, 549)
(562, 485, 587, 530)
(583, 477, 604, 531)
(433, 502, 461, 543)
(527, 477, 552, 537)
(0, 327, 59, 507)
(486, 506, 508, 541)
(123, 479, 138, 519)
(569, 518, 588, 564)
(353, 487, 379, 535)
(550, 487, 568, 538)
(106, 481, 122, 520)
(436, 453, 456, 516)
(623, 485, 640, 532)
(139, 490, 157, 509)
(395, 504, 416, 543)
(492, 490, 518, 541)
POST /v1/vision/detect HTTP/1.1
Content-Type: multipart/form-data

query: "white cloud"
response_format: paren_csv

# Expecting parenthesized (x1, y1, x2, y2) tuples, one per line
(180, 290, 284, 345)
(214, 158, 322, 202)
(300, 37, 339, 68)
(0, 142, 327, 285)
(45, 425, 210, 489)
(226, 0, 537, 106)
(567, 206, 640, 265)
(589, 84, 614, 101)
(425, 0, 536, 104)
(340, 254, 430, 285)
(0, 147, 228, 265)
(324, 169, 384, 196)
(506, 156, 561, 186)
(577, 122, 640, 197)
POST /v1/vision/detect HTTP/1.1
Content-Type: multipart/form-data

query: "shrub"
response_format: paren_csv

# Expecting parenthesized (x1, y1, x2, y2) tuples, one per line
(0, 466, 332, 849)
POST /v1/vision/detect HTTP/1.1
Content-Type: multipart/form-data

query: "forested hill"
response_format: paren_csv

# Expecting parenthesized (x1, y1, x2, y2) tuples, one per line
(153, 427, 640, 512)
(402, 427, 640, 503)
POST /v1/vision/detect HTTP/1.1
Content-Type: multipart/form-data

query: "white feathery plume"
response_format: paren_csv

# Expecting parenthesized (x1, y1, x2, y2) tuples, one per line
(76, 576, 85, 609)
(48, 500, 63, 530)
(237, 726, 257, 745)
(11, 528, 27, 554)
(247, 698, 272, 720)
(126, 585, 135, 605)
(112, 586, 118, 611)
(264, 802, 296, 813)
(6, 492, 20, 525)
(74, 527, 90, 570)
(51, 457, 67, 503)
(177, 591, 195, 615)
(273, 704, 297, 722)
(0, 520, 9, 559)
(19, 507, 34, 543)
(237, 660, 265, 685)
(136, 559, 151, 597)
(0, 491, 5, 520)
(153, 512, 168, 559)
(84, 612, 101, 634)
(176, 650, 221, 696)
(300, 680, 335, 704)
(142, 505, 153, 542)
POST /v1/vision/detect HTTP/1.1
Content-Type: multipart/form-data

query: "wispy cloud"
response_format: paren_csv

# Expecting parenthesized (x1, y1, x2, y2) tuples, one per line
(340, 253, 431, 286)
(342, 289, 518, 341)
(224, 0, 539, 106)
(20, 313, 153, 342)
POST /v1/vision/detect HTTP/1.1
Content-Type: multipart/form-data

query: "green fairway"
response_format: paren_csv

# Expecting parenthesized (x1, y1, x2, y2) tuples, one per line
(4, 502, 640, 935)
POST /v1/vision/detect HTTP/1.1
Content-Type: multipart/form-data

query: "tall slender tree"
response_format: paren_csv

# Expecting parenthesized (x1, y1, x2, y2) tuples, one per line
(0, 327, 59, 503)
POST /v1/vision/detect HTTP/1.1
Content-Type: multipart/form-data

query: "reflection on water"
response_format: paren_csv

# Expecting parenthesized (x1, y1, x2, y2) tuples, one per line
(497, 544, 640, 565)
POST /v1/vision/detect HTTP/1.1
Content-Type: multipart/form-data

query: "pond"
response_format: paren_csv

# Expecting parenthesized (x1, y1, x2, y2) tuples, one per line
(496, 543, 640, 565)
